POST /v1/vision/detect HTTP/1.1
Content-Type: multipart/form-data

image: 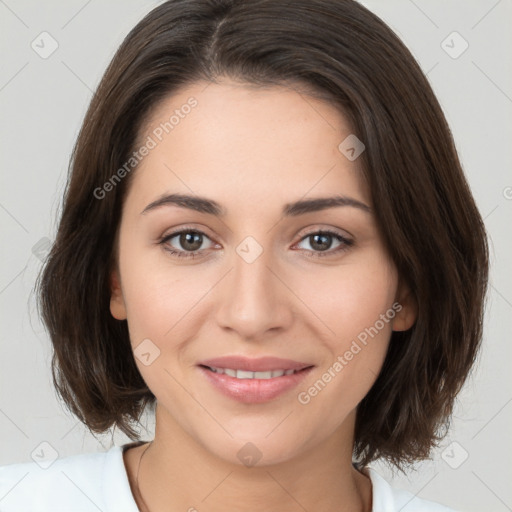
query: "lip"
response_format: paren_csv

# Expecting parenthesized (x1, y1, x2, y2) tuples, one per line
(197, 356, 314, 404)
(199, 356, 312, 372)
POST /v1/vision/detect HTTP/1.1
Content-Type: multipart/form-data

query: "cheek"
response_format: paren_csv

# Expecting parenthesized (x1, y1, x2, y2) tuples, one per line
(121, 263, 205, 344)
(117, 236, 177, 340)
(117, 251, 212, 395)
(293, 257, 397, 346)
(293, 258, 397, 405)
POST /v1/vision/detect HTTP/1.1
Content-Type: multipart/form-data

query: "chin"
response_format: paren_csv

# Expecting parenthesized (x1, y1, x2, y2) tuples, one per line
(191, 424, 311, 468)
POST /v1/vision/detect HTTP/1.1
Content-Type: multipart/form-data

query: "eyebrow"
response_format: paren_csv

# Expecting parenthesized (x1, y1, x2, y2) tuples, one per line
(140, 193, 372, 216)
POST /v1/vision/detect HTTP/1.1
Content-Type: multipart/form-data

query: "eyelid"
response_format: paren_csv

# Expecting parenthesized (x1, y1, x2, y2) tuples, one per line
(159, 224, 219, 248)
(297, 224, 353, 240)
(160, 224, 218, 242)
(159, 224, 354, 259)
(292, 227, 354, 257)
(160, 224, 352, 245)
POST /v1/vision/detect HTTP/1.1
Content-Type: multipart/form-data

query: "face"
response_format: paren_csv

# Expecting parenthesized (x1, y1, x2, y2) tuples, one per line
(110, 79, 416, 466)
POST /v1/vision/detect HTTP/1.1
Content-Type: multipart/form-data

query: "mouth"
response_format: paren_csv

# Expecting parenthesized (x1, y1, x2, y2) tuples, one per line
(198, 355, 313, 373)
(197, 356, 315, 403)
(199, 365, 311, 379)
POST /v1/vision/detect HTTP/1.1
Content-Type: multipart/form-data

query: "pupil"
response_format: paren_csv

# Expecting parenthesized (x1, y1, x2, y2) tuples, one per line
(311, 233, 331, 251)
(181, 232, 202, 251)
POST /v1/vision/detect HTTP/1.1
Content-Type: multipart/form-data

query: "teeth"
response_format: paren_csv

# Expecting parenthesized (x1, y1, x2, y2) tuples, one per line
(208, 367, 300, 379)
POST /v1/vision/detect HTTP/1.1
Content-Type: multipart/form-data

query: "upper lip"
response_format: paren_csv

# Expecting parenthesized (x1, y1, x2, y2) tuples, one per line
(199, 356, 314, 372)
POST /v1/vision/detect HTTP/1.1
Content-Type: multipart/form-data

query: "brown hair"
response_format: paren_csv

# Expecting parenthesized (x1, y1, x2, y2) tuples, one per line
(37, 0, 489, 470)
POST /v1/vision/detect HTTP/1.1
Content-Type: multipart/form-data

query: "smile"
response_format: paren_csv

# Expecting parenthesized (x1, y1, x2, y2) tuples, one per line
(204, 366, 300, 379)
(198, 364, 314, 403)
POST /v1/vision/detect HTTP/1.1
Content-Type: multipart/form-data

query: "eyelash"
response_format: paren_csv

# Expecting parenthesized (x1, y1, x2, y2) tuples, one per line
(158, 226, 354, 260)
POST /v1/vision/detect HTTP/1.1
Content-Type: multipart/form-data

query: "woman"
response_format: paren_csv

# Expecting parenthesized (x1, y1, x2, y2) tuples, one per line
(0, 1, 488, 511)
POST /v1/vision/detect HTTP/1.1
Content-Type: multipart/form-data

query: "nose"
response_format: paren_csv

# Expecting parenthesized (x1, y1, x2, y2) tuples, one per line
(215, 239, 294, 341)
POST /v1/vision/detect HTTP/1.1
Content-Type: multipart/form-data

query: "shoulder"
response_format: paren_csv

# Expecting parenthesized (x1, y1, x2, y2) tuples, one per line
(366, 468, 459, 512)
(0, 443, 139, 512)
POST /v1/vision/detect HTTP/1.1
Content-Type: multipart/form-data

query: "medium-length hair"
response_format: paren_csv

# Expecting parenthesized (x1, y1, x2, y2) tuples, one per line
(37, 0, 489, 469)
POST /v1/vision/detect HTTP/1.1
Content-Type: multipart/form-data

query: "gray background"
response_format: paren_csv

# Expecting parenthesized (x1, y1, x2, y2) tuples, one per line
(1, 1, 511, 511)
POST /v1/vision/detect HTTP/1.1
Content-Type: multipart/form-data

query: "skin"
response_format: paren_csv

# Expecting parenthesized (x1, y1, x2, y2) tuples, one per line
(110, 78, 417, 512)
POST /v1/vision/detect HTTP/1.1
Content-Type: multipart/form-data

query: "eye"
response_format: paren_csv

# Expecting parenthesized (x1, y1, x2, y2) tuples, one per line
(159, 228, 216, 259)
(158, 227, 354, 260)
(294, 229, 354, 258)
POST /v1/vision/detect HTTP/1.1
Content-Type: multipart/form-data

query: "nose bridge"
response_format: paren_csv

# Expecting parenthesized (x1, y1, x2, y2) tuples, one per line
(215, 234, 292, 338)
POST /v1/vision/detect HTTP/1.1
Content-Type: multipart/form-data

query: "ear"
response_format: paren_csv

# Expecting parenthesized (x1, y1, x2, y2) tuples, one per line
(109, 267, 127, 320)
(391, 279, 417, 332)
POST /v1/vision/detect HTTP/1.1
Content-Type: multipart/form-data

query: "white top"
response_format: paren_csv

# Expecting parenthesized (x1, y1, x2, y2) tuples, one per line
(0, 442, 456, 511)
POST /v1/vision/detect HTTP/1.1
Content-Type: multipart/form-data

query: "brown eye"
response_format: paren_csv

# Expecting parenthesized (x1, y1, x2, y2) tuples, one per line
(295, 230, 354, 258)
(159, 229, 215, 259)
(177, 231, 203, 251)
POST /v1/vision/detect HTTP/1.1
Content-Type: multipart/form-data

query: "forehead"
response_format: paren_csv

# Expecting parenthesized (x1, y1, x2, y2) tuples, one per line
(128, 79, 369, 213)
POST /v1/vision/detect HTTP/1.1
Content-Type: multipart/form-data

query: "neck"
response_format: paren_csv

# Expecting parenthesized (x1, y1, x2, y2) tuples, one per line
(127, 404, 372, 512)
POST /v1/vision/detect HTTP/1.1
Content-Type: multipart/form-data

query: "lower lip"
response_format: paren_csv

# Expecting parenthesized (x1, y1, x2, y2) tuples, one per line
(198, 366, 314, 404)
